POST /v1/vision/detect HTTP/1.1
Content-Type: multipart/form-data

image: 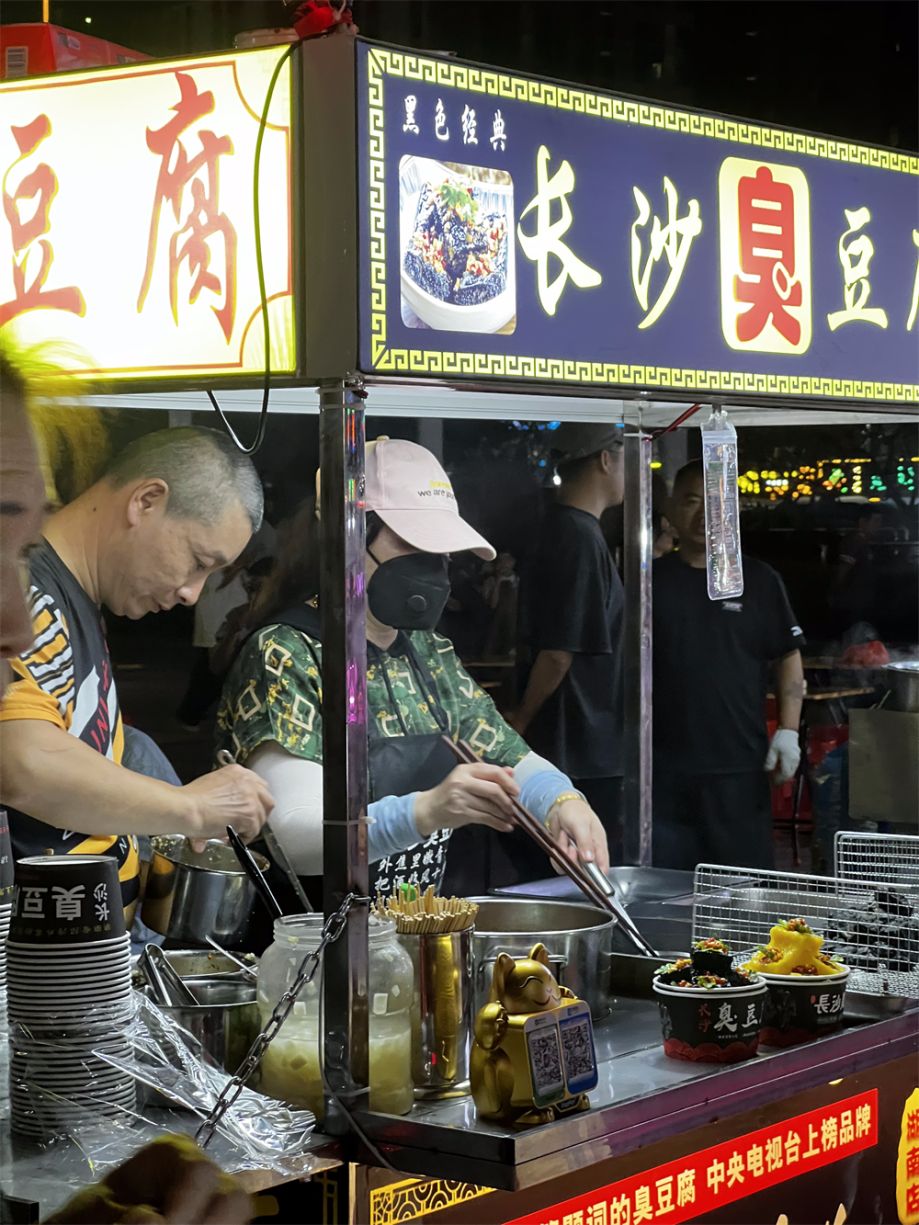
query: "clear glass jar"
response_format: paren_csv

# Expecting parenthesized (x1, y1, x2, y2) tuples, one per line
(257, 913, 414, 1117)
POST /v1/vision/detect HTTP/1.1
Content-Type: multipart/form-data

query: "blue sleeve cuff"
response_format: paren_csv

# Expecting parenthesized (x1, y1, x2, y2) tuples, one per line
(518, 768, 579, 826)
(368, 793, 421, 863)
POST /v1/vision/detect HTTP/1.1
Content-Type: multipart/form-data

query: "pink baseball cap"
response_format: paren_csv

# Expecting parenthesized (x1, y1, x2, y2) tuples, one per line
(366, 438, 495, 560)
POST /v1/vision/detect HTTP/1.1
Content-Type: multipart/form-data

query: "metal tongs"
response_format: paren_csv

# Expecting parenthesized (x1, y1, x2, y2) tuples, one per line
(442, 736, 658, 956)
(581, 860, 658, 958)
(141, 944, 198, 1007)
(216, 748, 313, 913)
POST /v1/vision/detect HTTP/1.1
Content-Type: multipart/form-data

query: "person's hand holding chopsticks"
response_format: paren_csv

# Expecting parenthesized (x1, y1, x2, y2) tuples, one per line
(545, 797, 610, 875)
(414, 762, 518, 836)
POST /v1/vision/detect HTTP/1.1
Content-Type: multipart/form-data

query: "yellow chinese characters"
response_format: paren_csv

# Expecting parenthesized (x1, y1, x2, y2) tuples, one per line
(898, 1086, 919, 1225)
(630, 177, 701, 329)
(907, 230, 919, 332)
(827, 207, 888, 331)
(518, 146, 602, 316)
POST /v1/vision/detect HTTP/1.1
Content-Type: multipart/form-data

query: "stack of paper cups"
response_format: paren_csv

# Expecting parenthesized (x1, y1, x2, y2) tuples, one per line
(6, 855, 134, 1138)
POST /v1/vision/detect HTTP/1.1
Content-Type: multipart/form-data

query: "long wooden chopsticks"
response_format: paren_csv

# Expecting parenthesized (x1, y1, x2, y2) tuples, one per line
(441, 736, 615, 914)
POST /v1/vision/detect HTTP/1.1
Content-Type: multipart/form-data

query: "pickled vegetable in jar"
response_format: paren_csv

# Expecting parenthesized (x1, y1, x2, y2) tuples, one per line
(257, 913, 414, 1118)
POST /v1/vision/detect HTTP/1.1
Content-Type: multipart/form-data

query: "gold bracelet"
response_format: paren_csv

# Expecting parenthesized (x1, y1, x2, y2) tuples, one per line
(544, 791, 586, 828)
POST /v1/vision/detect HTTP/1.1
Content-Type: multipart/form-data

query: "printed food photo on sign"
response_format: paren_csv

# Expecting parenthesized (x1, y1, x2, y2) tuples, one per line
(400, 155, 516, 334)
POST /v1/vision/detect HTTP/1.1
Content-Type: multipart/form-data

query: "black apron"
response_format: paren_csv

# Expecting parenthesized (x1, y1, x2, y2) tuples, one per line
(250, 605, 458, 898)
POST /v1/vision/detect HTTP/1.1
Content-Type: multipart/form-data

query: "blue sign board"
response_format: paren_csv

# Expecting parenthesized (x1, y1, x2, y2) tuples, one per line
(356, 43, 919, 404)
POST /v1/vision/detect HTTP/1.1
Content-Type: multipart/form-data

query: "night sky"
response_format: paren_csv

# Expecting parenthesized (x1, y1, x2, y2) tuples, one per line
(3, 1, 917, 152)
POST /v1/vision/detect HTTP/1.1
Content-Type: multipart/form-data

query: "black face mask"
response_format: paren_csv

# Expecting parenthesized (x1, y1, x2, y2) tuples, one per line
(367, 551, 451, 631)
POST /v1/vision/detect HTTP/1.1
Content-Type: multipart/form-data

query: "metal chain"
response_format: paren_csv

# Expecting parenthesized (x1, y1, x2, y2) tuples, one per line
(195, 892, 369, 1149)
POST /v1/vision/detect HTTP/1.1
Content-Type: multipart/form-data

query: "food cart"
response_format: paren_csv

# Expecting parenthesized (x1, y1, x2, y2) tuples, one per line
(1, 32, 917, 1225)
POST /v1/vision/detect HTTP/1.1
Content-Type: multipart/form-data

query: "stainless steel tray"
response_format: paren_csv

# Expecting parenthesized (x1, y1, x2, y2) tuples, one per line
(493, 866, 695, 906)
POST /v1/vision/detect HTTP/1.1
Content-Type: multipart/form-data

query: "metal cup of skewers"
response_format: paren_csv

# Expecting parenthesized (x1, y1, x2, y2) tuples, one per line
(378, 887, 477, 1100)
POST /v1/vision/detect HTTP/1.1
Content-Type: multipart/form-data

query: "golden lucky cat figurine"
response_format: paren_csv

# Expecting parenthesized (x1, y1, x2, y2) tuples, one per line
(471, 943, 598, 1127)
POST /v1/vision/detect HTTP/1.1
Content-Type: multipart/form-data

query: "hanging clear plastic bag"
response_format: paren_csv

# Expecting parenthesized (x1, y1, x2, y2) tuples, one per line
(700, 407, 744, 600)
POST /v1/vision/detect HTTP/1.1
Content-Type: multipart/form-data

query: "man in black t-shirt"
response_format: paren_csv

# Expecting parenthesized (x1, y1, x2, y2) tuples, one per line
(653, 461, 805, 870)
(512, 423, 626, 870)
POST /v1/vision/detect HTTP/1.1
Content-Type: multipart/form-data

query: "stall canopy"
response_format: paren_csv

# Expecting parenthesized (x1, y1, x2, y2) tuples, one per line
(0, 46, 297, 387)
(0, 37, 916, 413)
(351, 42, 918, 409)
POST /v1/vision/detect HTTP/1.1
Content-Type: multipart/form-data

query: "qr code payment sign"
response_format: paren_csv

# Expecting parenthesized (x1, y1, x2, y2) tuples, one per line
(561, 1018, 593, 1078)
(559, 1005, 598, 1093)
(526, 1024, 565, 1104)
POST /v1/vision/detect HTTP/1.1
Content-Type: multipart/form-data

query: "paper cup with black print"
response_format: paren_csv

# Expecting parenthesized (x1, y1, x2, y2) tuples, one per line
(11, 855, 124, 944)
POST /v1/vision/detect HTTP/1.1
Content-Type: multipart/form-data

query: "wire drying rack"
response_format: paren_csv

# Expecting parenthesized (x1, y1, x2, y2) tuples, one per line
(835, 831, 919, 894)
(692, 863, 919, 1000)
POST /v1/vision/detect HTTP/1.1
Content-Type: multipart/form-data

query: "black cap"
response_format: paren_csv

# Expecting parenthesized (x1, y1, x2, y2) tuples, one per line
(550, 422, 625, 462)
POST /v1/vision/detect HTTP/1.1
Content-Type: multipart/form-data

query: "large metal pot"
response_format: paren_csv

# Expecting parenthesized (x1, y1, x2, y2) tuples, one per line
(468, 898, 614, 1019)
(142, 837, 268, 947)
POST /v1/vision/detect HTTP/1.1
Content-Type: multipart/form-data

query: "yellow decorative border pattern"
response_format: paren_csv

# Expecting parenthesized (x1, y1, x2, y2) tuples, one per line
(365, 48, 919, 403)
(369, 1177, 493, 1225)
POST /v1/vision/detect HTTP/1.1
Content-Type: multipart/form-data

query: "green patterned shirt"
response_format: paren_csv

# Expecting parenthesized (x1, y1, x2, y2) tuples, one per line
(216, 622, 529, 773)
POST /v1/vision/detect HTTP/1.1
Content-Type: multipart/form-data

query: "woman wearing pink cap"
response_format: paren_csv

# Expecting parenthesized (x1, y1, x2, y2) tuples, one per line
(216, 438, 609, 901)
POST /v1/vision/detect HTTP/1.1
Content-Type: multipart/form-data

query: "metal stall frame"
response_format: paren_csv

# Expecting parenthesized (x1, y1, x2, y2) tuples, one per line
(293, 34, 918, 1138)
(63, 32, 918, 1186)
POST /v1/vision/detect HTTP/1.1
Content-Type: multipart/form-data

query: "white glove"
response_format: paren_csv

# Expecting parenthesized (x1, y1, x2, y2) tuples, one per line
(765, 727, 801, 786)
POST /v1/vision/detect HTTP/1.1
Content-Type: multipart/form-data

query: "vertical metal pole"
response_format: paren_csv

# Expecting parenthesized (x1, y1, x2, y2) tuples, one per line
(320, 379, 369, 1129)
(623, 428, 654, 867)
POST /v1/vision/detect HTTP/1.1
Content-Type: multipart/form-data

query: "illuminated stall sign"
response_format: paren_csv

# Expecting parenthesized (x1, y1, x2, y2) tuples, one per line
(502, 1090, 878, 1225)
(357, 44, 919, 404)
(0, 47, 294, 382)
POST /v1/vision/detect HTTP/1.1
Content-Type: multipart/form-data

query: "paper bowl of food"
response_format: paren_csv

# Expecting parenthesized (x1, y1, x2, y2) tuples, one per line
(399, 156, 516, 335)
(653, 956, 766, 1064)
(742, 918, 849, 1047)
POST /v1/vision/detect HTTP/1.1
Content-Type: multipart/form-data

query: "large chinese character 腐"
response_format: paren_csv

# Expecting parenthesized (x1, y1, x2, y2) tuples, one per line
(1, 113, 86, 328)
(137, 72, 237, 343)
(630, 176, 701, 329)
(735, 165, 802, 345)
(517, 145, 601, 316)
(826, 207, 888, 331)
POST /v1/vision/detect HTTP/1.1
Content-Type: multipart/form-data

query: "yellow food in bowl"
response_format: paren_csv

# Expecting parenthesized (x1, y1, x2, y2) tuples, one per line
(742, 918, 846, 977)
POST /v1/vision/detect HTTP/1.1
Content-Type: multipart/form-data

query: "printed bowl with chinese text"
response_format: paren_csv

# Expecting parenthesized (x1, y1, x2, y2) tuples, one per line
(653, 978, 767, 1064)
(10, 855, 124, 945)
(757, 968, 849, 1048)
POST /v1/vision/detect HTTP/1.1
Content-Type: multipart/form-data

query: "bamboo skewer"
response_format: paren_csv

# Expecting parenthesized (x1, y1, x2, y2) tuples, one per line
(441, 735, 615, 915)
(373, 885, 478, 935)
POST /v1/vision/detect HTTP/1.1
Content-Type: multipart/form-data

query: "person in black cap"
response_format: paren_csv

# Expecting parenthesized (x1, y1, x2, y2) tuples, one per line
(511, 422, 626, 871)
(652, 460, 805, 870)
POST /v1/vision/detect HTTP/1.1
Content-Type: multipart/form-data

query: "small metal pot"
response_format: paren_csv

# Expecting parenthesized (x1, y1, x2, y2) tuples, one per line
(468, 898, 614, 1019)
(141, 837, 268, 947)
(140, 978, 259, 1076)
(156, 949, 256, 981)
(882, 663, 919, 713)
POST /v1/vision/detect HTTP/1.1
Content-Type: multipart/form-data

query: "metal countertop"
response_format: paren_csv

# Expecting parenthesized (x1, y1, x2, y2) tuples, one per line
(350, 998, 919, 1190)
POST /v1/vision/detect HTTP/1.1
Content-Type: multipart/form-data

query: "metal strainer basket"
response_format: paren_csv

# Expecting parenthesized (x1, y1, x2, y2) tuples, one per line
(692, 863, 919, 1000)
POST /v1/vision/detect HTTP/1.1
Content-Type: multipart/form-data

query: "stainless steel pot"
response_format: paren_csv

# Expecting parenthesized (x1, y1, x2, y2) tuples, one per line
(882, 662, 919, 712)
(468, 898, 614, 1019)
(141, 837, 269, 947)
(139, 978, 259, 1075)
(159, 949, 256, 980)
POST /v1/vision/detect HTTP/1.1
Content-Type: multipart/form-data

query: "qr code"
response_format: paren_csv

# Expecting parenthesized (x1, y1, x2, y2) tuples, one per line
(561, 1018, 594, 1080)
(528, 1029, 563, 1094)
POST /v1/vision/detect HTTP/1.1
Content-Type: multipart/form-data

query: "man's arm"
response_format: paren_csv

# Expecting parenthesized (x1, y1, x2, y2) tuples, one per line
(774, 649, 805, 731)
(508, 649, 572, 735)
(0, 720, 273, 843)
